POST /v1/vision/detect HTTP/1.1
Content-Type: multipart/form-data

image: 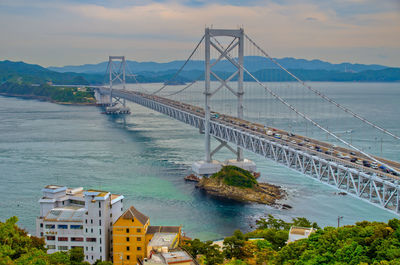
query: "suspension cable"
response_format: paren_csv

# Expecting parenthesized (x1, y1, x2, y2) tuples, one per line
(245, 33, 400, 141)
(125, 62, 151, 93)
(210, 35, 400, 175)
(163, 72, 204, 97)
(152, 35, 205, 95)
(228, 53, 400, 175)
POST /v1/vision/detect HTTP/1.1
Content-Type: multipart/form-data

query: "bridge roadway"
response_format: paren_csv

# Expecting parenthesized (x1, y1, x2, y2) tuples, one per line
(97, 87, 400, 214)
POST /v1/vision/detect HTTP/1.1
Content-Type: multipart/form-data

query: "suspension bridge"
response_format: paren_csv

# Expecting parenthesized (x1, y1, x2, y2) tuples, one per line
(73, 28, 399, 215)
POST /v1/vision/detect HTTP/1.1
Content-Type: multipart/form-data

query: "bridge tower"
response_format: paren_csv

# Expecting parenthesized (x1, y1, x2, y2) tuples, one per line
(100, 56, 130, 114)
(192, 28, 256, 177)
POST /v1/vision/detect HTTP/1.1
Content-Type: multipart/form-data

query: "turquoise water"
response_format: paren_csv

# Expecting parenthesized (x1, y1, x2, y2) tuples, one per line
(0, 82, 399, 240)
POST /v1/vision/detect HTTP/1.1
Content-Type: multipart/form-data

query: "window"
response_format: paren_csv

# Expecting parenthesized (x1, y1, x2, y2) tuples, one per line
(127, 255, 130, 260)
(40, 223, 43, 228)
(58, 224, 68, 229)
(99, 210, 101, 217)
(46, 236, 55, 241)
(126, 237, 130, 242)
(100, 247, 102, 253)
(91, 246, 93, 251)
(137, 228, 141, 233)
(40, 232, 43, 237)
(58, 237, 68, 242)
(85, 219, 87, 224)
(99, 202, 101, 208)
(71, 237, 84, 242)
(99, 220, 101, 226)
(127, 246, 130, 251)
(110, 213, 112, 217)
(85, 228, 88, 233)
(86, 238, 96, 242)
(58, 246, 68, 251)
(45, 224, 55, 229)
(70, 225, 83, 229)
(137, 247, 141, 251)
(86, 247, 88, 251)
(70, 200, 85, 206)
(100, 238, 102, 244)
(121, 207, 123, 211)
(126, 228, 129, 233)
(86, 255, 88, 260)
(72, 246, 83, 249)
(91, 219, 93, 224)
(91, 228, 93, 233)
(99, 229, 101, 235)
(47, 245, 56, 249)
(137, 237, 141, 241)
(62, 201, 64, 205)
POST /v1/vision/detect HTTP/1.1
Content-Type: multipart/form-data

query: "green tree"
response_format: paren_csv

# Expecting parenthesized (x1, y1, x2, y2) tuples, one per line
(223, 230, 247, 260)
(181, 239, 223, 265)
(69, 248, 84, 265)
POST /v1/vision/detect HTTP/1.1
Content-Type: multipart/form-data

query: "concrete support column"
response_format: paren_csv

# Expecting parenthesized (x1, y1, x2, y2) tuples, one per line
(204, 28, 212, 163)
(237, 28, 244, 162)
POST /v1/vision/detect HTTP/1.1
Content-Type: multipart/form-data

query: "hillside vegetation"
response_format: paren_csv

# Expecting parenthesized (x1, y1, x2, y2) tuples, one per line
(0, 82, 96, 104)
(182, 215, 400, 265)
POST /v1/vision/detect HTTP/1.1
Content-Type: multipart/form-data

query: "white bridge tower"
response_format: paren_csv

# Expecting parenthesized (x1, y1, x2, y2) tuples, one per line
(192, 28, 256, 177)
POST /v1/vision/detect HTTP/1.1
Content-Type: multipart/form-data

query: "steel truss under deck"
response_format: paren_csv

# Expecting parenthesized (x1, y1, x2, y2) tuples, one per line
(98, 88, 400, 215)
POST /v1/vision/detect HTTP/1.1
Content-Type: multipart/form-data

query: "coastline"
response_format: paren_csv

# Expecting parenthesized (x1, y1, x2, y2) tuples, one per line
(0, 92, 97, 106)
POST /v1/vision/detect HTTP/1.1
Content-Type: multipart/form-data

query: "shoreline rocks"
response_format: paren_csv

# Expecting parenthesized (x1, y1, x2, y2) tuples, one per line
(196, 176, 286, 206)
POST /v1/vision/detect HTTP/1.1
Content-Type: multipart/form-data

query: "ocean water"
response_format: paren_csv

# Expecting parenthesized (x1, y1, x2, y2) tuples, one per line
(0, 82, 399, 240)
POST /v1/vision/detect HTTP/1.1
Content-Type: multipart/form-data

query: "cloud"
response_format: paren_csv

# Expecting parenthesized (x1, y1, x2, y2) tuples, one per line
(0, 0, 399, 66)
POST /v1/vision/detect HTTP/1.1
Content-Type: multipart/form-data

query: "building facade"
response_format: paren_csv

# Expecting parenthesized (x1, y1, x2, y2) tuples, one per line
(36, 185, 124, 263)
(113, 206, 182, 265)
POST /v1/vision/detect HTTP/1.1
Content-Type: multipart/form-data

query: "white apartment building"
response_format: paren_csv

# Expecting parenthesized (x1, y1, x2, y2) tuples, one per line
(36, 185, 124, 263)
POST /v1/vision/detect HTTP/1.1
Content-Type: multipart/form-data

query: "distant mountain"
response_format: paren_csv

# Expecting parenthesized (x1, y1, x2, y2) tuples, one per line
(1, 60, 399, 85)
(0, 60, 102, 85)
(48, 56, 390, 74)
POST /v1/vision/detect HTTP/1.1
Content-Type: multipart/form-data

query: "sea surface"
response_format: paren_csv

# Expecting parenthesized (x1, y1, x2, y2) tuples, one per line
(0, 82, 399, 240)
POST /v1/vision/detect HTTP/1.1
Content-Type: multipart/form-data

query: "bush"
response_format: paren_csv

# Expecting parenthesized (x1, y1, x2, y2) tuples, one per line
(211, 166, 257, 188)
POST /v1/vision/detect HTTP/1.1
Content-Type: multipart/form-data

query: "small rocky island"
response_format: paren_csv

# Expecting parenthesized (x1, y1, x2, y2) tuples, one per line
(196, 165, 285, 206)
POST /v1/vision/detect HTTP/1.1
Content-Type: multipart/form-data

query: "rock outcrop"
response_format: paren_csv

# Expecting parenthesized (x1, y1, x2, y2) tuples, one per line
(196, 175, 285, 205)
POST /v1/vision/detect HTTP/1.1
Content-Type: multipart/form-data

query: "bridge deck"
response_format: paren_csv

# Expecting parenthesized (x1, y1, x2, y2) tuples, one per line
(126, 90, 400, 181)
(97, 87, 400, 214)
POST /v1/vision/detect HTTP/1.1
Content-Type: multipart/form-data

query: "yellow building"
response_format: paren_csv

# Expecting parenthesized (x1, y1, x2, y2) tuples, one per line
(113, 206, 181, 265)
(113, 206, 150, 264)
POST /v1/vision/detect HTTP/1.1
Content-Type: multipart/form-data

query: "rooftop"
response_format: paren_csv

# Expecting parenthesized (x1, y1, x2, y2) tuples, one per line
(148, 233, 178, 248)
(289, 226, 316, 236)
(143, 251, 193, 265)
(44, 185, 65, 190)
(161, 251, 193, 264)
(121, 206, 149, 225)
(147, 226, 181, 235)
(44, 206, 86, 222)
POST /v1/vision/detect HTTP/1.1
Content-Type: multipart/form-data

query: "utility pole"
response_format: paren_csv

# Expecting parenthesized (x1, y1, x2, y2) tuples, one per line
(337, 216, 343, 228)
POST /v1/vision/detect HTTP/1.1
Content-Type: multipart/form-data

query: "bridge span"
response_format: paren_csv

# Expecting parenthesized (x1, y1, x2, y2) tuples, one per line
(96, 86, 400, 215)
(58, 28, 400, 216)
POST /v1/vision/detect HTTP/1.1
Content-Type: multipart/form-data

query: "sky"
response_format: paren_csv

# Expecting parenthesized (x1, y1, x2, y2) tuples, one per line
(0, 0, 399, 67)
